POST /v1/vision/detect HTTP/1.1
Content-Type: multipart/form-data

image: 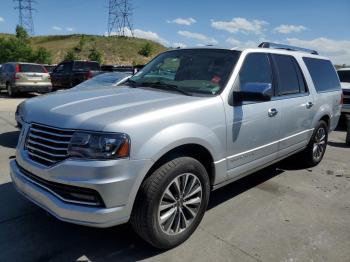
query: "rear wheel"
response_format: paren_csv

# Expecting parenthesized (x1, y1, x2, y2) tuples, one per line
(301, 121, 328, 167)
(6, 83, 16, 97)
(131, 156, 210, 249)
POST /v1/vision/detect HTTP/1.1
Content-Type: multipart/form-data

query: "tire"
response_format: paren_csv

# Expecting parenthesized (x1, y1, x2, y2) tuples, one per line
(131, 156, 210, 249)
(6, 83, 16, 97)
(301, 120, 328, 167)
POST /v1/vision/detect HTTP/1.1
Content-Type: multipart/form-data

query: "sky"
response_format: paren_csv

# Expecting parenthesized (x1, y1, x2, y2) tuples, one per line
(0, 0, 349, 64)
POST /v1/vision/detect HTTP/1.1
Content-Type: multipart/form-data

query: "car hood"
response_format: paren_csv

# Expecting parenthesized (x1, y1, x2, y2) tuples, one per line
(21, 86, 202, 131)
(341, 82, 350, 90)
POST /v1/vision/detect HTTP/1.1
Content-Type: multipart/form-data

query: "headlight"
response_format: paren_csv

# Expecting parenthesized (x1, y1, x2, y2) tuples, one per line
(68, 132, 130, 160)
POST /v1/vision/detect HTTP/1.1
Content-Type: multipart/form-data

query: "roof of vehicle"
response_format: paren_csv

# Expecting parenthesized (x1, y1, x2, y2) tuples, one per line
(63, 60, 99, 63)
(4, 62, 44, 65)
(337, 68, 350, 71)
(172, 46, 329, 60)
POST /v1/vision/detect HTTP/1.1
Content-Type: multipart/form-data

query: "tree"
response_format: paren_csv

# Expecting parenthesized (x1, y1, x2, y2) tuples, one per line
(31, 47, 52, 64)
(64, 49, 79, 61)
(0, 26, 53, 64)
(15, 25, 29, 43)
(138, 42, 152, 57)
(0, 37, 32, 63)
(74, 35, 86, 52)
(88, 48, 102, 64)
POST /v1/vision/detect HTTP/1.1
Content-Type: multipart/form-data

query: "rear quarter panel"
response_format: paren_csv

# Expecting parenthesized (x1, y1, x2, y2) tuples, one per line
(295, 55, 342, 132)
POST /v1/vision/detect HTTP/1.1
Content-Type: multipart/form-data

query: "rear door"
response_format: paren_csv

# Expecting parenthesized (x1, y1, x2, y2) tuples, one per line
(271, 54, 315, 157)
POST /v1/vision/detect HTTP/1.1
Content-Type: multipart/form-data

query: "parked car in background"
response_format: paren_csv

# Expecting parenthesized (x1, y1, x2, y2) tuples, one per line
(337, 68, 350, 114)
(42, 64, 57, 74)
(50, 60, 101, 90)
(0, 62, 52, 97)
(10, 43, 342, 249)
(72, 72, 131, 90)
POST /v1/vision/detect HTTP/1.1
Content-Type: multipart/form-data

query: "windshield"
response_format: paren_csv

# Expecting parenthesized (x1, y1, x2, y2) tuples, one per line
(338, 70, 350, 83)
(74, 72, 130, 89)
(129, 49, 241, 95)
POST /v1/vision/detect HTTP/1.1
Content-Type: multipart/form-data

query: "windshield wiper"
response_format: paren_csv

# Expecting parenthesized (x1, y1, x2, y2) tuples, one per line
(140, 81, 193, 96)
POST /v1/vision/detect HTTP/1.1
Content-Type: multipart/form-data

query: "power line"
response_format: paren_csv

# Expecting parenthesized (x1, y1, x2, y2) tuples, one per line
(107, 0, 133, 37)
(14, 0, 35, 35)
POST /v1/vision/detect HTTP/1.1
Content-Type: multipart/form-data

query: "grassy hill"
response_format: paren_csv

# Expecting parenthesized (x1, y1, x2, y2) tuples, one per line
(0, 33, 167, 65)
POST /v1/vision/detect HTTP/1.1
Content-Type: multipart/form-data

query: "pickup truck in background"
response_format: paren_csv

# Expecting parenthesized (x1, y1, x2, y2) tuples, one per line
(50, 60, 101, 90)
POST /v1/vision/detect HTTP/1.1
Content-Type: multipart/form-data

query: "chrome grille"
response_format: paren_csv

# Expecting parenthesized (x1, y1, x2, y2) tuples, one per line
(25, 123, 74, 166)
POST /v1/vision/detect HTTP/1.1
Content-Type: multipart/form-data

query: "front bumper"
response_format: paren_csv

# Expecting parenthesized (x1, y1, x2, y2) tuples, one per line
(10, 149, 153, 227)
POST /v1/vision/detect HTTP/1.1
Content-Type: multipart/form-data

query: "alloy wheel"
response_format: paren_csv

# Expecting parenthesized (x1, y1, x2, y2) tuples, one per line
(313, 127, 327, 161)
(158, 173, 202, 235)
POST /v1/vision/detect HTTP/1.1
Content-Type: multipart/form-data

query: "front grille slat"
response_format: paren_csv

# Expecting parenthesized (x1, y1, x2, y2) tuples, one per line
(27, 139, 68, 151)
(27, 151, 57, 163)
(27, 145, 68, 158)
(25, 123, 73, 166)
(30, 127, 73, 138)
(29, 133, 71, 144)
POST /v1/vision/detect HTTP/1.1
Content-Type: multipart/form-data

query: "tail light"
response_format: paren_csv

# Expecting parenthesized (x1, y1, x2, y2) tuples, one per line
(13, 64, 20, 80)
(340, 93, 344, 105)
(85, 71, 93, 79)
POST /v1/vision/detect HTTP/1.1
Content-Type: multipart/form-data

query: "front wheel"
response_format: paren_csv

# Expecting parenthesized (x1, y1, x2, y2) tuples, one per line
(131, 156, 210, 249)
(301, 120, 328, 167)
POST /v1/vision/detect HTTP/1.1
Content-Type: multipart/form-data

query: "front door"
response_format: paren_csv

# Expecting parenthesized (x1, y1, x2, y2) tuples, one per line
(224, 52, 284, 179)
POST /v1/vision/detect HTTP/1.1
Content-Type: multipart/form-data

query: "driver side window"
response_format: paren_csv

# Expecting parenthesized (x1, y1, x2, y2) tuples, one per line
(237, 53, 273, 93)
(56, 64, 64, 72)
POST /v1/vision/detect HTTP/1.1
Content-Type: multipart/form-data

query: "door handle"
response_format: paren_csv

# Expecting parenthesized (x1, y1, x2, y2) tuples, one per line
(268, 108, 278, 117)
(306, 101, 314, 109)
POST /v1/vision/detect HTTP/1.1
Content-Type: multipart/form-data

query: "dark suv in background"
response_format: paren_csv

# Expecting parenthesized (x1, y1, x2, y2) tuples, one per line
(50, 60, 101, 90)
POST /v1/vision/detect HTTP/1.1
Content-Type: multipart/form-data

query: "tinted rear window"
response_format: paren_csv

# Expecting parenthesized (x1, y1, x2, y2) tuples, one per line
(303, 57, 341, 92)
(273, 54, 301, 95)
(19, 64, 46, 73)
(338, 70, 350, 83)
(73, 62, 100, 71)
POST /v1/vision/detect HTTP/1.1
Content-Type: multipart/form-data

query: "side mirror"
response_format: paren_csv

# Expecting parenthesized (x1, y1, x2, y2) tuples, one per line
(233, 82, 272, 103)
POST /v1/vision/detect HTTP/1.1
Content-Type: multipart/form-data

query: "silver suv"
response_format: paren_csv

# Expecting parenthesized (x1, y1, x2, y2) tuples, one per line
(0, 62, 52, 96)
(10, 43, 342, 249)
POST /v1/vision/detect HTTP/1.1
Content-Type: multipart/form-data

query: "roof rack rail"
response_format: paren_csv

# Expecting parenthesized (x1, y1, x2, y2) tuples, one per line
(258, 42, 319, 55)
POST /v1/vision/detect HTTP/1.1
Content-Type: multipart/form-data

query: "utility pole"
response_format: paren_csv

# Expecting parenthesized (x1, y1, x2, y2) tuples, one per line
(107, 0, 133, 37)
(14, 0, 35, 35)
